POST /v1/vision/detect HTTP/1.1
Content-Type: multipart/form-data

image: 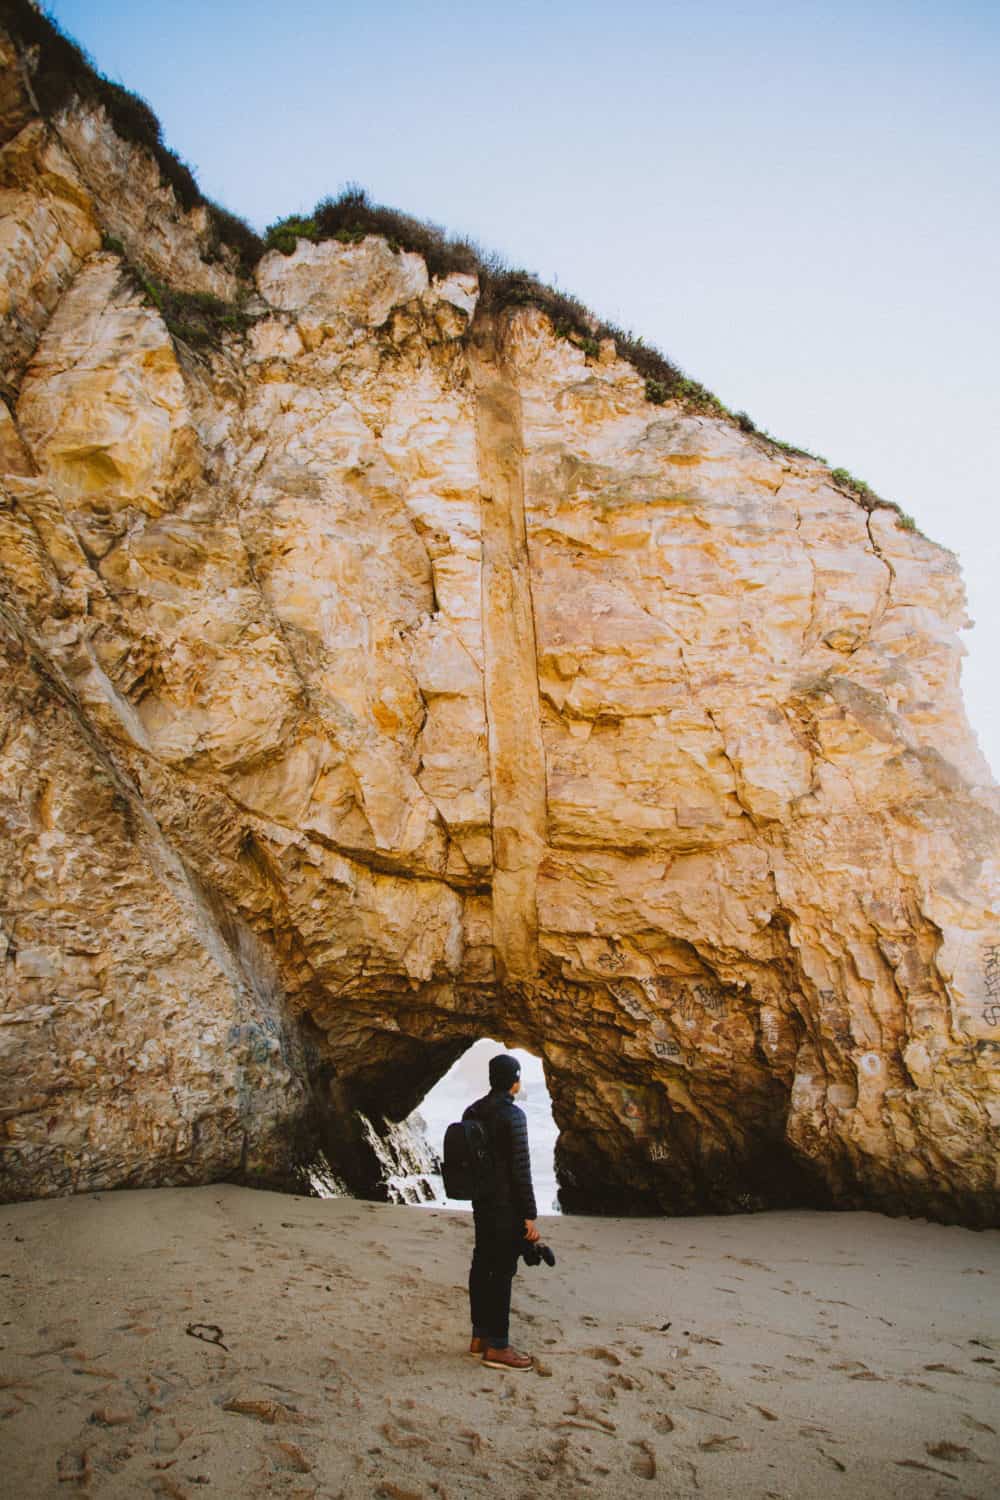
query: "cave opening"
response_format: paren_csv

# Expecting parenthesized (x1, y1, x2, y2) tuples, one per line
(297, 971, 836, 1217)
(404, 1038, 561, 1214)
(308, 1028, 562, 1212)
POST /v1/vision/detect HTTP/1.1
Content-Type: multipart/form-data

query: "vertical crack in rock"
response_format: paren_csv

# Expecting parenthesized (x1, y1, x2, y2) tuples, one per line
(469, 308, 547, 981)
(864, 507, 896, 637)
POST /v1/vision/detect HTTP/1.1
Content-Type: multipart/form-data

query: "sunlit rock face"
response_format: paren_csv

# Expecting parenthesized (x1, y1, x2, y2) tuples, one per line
(1, 49, 998, 1222)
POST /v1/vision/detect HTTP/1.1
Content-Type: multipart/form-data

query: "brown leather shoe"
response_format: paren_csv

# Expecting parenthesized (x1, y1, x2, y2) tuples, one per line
(482, 1345, 533, 1371)
(468, 1336, 487, 1357)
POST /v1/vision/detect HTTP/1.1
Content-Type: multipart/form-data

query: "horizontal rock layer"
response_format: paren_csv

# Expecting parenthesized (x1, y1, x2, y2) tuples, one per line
(1, 35, 998, 1222)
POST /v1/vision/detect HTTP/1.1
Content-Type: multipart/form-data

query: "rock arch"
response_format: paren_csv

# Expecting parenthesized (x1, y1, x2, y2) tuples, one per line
(0, 64, 997, 1223)
(304, 973, 829, 1217)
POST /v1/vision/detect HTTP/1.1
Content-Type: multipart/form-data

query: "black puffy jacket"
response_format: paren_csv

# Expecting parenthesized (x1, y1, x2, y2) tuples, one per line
(463, 1087, 537, 1220)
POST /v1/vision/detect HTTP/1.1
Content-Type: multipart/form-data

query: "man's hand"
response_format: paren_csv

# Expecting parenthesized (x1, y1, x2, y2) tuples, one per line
(524, 1219, 541, 1243)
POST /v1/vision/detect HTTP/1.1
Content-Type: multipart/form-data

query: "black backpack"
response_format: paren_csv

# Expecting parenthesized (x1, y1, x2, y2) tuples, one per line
(442, 1117, 495, 1200)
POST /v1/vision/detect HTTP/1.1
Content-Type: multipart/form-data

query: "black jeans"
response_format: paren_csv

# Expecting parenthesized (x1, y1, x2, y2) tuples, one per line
(469, 1201, 520, 1349)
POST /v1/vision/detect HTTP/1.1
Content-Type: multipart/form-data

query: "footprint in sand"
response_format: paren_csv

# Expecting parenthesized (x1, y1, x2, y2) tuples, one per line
(699, 1433, 747, 1454)
(925, 1440, 976, 1463)
(895, 1457, 961, 1480)
(817, 1447, 846, 1472)
(961, 1415, 996, 1435)
(629, 1439, 656, 1479)
(268, 1437, 313, 1473)
(56, 1451, 93, 1486)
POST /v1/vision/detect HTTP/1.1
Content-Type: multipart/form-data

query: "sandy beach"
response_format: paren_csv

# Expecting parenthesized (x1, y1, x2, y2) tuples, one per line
(1, 1186, 998, 1499)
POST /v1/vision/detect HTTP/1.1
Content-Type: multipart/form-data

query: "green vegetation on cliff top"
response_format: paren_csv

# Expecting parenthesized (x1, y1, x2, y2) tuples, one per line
(4, 1, 913, 524)
(262, 189, 738, 425)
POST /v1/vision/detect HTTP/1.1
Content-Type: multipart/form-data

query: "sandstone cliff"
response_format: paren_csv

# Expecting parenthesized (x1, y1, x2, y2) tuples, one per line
(1, 12, 998, 1224)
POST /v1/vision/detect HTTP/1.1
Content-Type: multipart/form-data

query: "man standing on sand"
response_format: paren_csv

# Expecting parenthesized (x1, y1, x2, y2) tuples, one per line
(463, 1053, 540, 1371)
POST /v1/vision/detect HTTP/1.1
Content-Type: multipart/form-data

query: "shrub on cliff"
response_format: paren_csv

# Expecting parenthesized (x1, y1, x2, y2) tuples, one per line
(149, 283, 255, 347)
(99, 242, 255, 349)
(830, 466, 889, 510)
(264, 215, 321, 256)
(267, 186, 484, 282)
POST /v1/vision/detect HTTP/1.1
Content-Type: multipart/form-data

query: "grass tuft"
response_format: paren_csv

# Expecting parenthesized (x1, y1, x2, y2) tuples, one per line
(265, 185, 484, 281)
(264, 214, 320, 256)
(830, 466, 879, 505)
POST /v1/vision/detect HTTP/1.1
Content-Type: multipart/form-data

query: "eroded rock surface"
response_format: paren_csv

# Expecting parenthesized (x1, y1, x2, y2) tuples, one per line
(1, 37, 997, 1222)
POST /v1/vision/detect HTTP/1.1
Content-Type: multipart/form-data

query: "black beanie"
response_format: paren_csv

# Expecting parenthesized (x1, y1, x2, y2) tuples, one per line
(489, 1053, 521, 1091)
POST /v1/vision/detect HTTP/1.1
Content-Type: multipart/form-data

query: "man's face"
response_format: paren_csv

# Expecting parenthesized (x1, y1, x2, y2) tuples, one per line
(511, 1078, 521, 1095)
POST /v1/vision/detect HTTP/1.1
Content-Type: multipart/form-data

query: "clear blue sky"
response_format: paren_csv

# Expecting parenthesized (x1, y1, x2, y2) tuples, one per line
(45, 0, 1000, 774)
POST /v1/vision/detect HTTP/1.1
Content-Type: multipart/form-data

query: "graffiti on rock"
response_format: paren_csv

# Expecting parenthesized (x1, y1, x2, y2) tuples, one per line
(608, 981, 653, 1023)
(665, 982, 728, 1022)
(819, 988, 853, 1046)
(983, 942, 1000, 1027)
(227, 1017, 287, 1067)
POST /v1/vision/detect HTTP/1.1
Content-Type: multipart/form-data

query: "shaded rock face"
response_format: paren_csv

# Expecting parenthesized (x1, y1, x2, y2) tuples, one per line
(1, 53, 998, 1223)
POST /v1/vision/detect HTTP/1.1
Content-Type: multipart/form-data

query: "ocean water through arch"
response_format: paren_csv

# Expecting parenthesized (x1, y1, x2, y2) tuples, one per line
(404, 1039, 561, 1214)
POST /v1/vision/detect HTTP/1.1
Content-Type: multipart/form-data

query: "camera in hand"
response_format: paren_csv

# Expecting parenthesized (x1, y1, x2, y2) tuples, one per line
(521, 1239, 556, 1268)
